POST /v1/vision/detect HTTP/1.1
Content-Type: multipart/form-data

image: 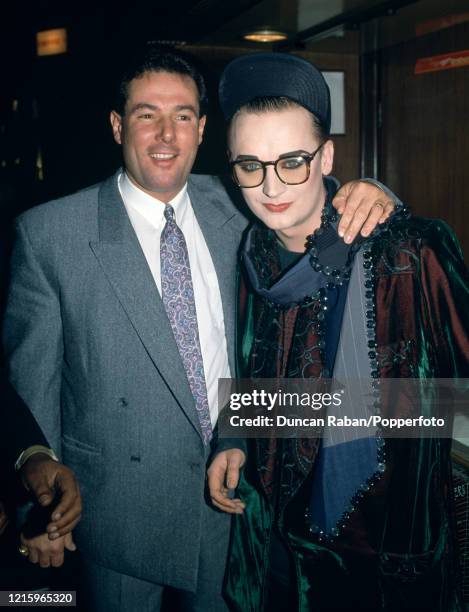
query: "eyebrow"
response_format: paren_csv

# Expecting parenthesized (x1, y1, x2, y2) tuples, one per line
(128, 103, 199, 115)
(234, 149, 310, 161)
(235, 154, 260, 161)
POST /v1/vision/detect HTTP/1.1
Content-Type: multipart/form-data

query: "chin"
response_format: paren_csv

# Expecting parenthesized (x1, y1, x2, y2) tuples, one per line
(257, 212, 295, 232)
(266, 221, 291, 233)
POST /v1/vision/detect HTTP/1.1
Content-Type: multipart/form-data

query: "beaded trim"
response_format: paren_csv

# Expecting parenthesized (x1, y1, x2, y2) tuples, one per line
(306, 197, 411, 291)
(304, 242, 387, 543)
(304, 204, 413, 542)
(306, 202, 359, 289)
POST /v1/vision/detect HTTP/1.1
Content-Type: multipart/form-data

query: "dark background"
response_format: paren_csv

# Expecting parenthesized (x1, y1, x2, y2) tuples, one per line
(1, 0, 468, 601)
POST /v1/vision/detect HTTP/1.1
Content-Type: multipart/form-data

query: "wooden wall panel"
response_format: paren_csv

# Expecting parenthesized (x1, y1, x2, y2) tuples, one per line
(379, 22, 469, 259)
(295, 50, 361, 185)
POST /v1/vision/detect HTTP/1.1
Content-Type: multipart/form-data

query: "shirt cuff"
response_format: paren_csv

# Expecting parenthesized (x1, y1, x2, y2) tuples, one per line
(15, 445, 59, 472)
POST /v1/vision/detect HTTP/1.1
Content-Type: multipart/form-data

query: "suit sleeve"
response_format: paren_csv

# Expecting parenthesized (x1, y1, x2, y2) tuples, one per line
(2, 218, 64, 455)
(0, 367, 49, 469)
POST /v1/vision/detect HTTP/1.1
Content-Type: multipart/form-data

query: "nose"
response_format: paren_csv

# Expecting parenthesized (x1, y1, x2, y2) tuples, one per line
(157, 116, 176, 144)
(262, 165, 286, 199)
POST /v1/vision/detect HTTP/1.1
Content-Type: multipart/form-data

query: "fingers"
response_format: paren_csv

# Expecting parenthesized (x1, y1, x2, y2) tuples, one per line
(28, 547, 39, 564)
(208, 466, 244, 514)
(377, 200, 394, 223)
(209, 473, 245, 514)
(19, 533, 37, 564)
(359, 205, 382, 237)
(335, 181, 395, 243)
(20, 531, 73, 568)
(210, 483, 245, 514)
(23, 462, 82, 539)
(22, 456, 57, 506)
(332, 194, 347, 216)
(207, 451, 246, 515)
(32, 483, 55, 507)
(339, 199, 370, 243)
(22, 458, 83, 537)
(46, 470, 82, 538)
(341, 198, 394, 242)
(36, 535, 75, 567)
(47, 514, 81, 540)
(23, 467, 54, 506)
(63, 533, 77, 552)
(226, 453, 243, 489)
(334, 184, 361, 242)
(39, 540, 67, 568)
(50, 549, 65, 568)
(332, 180, 355, 216)
(39, 550, 52, 568)
(359, 199, 391, 237)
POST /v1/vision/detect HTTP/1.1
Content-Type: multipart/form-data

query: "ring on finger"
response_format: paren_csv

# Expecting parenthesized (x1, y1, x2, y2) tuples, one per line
(18, 545, 29, 557)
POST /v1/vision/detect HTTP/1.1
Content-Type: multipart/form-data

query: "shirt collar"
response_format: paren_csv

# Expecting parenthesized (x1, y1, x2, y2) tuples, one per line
(119, 171, 189, 228)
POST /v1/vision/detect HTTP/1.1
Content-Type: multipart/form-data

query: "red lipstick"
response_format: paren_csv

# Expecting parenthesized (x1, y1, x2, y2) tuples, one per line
(262, 202, 292, 213)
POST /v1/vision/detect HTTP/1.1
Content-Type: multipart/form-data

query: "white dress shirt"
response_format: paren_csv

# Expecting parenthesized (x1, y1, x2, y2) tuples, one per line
(118, 172, 231, 427)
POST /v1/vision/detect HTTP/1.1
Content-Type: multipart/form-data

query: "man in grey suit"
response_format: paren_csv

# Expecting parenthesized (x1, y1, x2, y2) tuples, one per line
(3, 45, 395, 610)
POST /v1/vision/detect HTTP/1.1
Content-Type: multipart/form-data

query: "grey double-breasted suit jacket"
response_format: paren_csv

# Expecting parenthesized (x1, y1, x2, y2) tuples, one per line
(3, 171, 248, 589)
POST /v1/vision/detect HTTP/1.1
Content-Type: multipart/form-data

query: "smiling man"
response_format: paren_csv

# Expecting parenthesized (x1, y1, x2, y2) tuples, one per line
(110, 71, 206, 201)
(3, 44, 400, 611)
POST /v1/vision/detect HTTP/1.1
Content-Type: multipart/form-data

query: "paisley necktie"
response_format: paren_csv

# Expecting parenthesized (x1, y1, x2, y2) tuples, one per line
(160, 204, 212, 444)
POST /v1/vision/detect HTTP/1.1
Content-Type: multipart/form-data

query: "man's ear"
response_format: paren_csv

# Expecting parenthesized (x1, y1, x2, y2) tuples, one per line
(321, 139, 334, 176)
(198, 115, 207, 144)
(110, 111, 123, 145)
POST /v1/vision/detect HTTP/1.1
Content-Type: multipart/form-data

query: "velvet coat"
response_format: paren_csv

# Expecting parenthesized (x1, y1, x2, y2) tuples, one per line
(226, 216, 469, 611)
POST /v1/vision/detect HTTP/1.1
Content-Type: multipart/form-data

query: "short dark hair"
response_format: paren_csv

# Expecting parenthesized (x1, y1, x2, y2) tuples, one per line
(113, 43, 208, 117)
(233, 96, 329, 141)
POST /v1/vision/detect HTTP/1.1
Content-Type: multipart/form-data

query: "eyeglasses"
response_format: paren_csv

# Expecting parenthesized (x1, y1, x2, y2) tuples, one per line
(230, 143, 325, 188)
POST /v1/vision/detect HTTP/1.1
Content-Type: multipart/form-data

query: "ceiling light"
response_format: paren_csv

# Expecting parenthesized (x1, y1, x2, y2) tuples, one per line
(243, 29, 288, 43)
(36, 29, 67, 56)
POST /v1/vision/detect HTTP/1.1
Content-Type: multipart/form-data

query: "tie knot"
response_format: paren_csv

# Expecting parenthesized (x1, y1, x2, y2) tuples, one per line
(164, 204, 175, 222)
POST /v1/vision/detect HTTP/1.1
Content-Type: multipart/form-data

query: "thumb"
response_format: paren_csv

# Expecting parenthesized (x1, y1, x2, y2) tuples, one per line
(64, 533, 77, 552)
(226, 454, 242, 489)
(30, 481, 55, 507)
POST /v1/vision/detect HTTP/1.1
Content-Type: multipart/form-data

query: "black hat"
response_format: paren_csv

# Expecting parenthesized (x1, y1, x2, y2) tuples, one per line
(219, 52, 331, 134)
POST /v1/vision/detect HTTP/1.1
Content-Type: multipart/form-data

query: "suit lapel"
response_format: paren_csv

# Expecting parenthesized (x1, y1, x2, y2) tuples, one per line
(187, 177, 239, 375)
(89, 174, 202, 438)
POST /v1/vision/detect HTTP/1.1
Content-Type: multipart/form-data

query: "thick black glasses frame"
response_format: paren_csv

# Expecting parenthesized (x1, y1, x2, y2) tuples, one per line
(230, 142, 325, 188)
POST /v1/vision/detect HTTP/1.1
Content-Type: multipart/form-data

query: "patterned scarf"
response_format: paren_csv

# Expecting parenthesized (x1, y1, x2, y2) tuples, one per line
(240, 183, 359, 515)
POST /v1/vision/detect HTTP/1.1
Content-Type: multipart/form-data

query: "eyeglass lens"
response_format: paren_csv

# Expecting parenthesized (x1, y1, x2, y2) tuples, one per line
(233, 155, 309, 188)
